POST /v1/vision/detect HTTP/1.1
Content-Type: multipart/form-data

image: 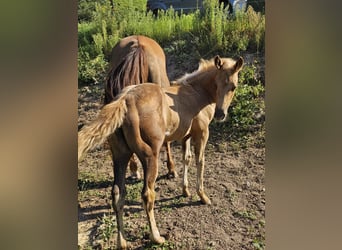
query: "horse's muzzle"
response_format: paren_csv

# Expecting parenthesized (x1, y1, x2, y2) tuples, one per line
(214, 108, 226, 121)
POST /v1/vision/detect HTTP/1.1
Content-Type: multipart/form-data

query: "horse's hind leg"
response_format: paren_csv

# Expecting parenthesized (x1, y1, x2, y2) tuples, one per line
(129, 134, 165, 243)
(122, 101, 165, 244)
(139, 150, 165, 244)
(108, 132, 133, 249)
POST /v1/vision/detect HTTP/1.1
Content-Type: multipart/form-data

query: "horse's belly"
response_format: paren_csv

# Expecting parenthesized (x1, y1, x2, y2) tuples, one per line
(164, 115, 192, 142)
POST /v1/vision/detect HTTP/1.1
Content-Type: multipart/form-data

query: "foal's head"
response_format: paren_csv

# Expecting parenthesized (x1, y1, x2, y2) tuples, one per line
(213, 56, 244, 121)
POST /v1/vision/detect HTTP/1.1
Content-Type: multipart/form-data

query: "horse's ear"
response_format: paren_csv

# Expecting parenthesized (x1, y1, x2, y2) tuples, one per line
(214, 55, 223, 69)
(234, 57, 244, 72)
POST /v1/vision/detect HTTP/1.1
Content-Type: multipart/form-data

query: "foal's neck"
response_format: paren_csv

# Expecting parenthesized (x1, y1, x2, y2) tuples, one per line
(188, 68, 217, 104)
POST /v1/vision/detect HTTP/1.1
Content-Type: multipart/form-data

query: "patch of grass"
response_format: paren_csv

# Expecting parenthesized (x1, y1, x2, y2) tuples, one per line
(126, 181, 144, 202)
(160, 206, 172, 213)
(97, 213, 116, 244)
(252, 236, 265, 250)
(225, 189, 238, 203)
(258, 219, 265, 227)
(144, 240, 176, 250)
(78, 171, 110, 191)
(233, 209, 257, 221)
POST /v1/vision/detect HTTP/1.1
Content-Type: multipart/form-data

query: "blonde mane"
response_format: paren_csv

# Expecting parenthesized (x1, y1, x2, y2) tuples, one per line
(175, 57, 237, 85)
(175, 58, 216, 85)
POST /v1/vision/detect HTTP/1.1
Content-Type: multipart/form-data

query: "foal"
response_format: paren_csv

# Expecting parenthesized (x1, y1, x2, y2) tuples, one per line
(78, 55, 243, 248)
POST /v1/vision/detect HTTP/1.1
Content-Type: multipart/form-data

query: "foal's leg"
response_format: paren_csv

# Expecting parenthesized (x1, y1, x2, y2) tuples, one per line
(182, 136, 192, 197)
(165, 141, 177, 178)
(139, 151, 165, 244)
(123, 127, 165, 244)
(109, 132, 133, 249)
(192, 126, 211, 205)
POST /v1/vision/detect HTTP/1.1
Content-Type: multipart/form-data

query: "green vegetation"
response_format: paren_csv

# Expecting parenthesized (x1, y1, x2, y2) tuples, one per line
(97, 213, 116, 243)
(78, 0, 265, 84)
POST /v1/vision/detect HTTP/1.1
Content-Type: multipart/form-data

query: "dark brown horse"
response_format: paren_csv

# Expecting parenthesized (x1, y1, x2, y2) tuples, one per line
(105, 35, 176, 179)
(79, 55, 243, 248)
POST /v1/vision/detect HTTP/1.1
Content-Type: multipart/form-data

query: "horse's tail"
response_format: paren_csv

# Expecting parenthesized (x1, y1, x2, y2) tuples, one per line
(78, 94, 128, 161)
(105, 45, 148, 104)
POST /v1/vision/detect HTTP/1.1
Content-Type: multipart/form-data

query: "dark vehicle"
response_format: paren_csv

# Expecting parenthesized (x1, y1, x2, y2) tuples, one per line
(146, 0, 248, 15)
(247, 0, 265, 13)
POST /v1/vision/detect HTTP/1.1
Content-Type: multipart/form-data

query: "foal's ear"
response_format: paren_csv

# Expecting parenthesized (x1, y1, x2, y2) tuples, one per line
(214, 55, 223, 69)
(234, 56, 244, 72)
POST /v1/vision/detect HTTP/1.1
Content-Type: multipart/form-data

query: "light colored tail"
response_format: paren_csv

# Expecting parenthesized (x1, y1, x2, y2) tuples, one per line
(78, 95, 127, 161)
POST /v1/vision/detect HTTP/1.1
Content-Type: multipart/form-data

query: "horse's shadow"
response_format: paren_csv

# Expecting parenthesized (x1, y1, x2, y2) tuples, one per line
(78, 177, 202, 223)
(78, 177, 204, 249)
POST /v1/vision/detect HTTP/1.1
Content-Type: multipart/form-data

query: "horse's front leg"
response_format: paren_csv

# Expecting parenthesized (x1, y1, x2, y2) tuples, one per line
(182, 135, 192, 197)
(193, 127, 211, 205)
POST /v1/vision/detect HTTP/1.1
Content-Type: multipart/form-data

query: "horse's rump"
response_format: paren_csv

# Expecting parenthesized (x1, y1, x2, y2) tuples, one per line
(105, 45, 148, 104)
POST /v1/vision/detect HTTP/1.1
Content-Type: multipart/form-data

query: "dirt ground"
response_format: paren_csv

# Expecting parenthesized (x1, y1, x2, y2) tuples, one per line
(78, 53, 265, 249)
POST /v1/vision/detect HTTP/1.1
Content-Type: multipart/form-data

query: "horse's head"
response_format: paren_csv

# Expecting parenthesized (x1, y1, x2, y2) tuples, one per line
(213, 55, 243, 121)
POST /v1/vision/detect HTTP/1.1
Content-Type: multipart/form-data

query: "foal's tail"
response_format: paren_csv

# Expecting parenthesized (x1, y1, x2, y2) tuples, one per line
(78, 95, 128, 161)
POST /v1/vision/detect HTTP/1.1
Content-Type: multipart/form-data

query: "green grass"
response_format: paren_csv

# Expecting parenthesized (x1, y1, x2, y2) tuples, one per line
(144, 240, 176, 250)
(252, 236, 265, 250)
(78, 0, 265, 84)
(126, 181, 144, 202)
(233, 209, 257, 221)
(97, 213, 117, 243)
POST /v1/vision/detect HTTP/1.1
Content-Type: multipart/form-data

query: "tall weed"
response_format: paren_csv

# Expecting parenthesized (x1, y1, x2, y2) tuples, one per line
(78, 0, 265, 84)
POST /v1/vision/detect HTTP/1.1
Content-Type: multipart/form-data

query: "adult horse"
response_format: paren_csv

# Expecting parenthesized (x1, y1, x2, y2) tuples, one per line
(79, 55, 243, 248)
(105, 35, 176, 179)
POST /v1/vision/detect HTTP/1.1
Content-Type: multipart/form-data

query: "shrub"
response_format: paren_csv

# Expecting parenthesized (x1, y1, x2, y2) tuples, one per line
(227, 63, 265, 143)
(78, 49, 107, 85)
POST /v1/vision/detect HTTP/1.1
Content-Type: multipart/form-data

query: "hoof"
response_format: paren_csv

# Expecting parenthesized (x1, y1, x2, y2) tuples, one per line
(151, 235, 166, 244)
(167, 171, 178, 179)
(199, 194, 211, 205)
(117, 235, 129, 249)
(182, 187, 191, 197)
(128, 171, 141, 181)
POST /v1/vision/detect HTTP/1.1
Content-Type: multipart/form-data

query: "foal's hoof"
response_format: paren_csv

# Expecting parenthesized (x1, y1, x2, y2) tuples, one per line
(151, 235, 166, 244)
(199, 194, 211, 205)
(127, 171, 141, 181)
(182, 187, 191, 197)
(167, 171, 178, 179)
(117, 235, 130, 249)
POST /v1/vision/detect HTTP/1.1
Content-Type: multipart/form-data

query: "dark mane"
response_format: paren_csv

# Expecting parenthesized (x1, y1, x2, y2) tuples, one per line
(104, 46, 148, 104)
